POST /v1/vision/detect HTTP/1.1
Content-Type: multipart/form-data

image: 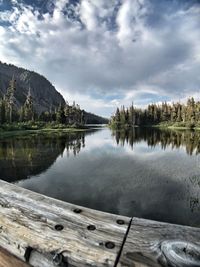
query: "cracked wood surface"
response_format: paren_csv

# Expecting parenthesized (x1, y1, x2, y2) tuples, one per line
(0, 247, 30, 267)
(0, 180, 200, 267)
(0, 180, 130, 267)
(118, 217, 200, 267)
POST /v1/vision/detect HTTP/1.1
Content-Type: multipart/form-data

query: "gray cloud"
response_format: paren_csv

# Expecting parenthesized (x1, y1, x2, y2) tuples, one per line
(0, 0, 200, 116)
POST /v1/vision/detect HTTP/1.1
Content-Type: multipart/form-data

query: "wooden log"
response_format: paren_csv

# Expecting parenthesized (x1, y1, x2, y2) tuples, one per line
(0, 247, 30, 267)
(117, 217, 200, 267)
(0, 179, 200, 267)
(0, 180, 131, 267)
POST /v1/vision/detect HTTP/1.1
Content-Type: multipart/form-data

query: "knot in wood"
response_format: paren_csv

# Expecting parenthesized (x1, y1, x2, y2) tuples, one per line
(161, 240, 200, 267)
(52, 253, 63, 266)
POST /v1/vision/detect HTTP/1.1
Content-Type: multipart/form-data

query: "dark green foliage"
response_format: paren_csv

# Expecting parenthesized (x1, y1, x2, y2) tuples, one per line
(23, 88, 34, 121)
(5, 76, 16, 123)
(112, 127, 200, 156)
(0, 61, 65, 113)
(56, 104, 66, 124)
(0, 77, 86, 128)
(0, 65, 108, 127)
(0, 131, 86, 182)
(110, 98, 200, 128)
(83, 111, 109, 124)
(0, 98, 6, 124)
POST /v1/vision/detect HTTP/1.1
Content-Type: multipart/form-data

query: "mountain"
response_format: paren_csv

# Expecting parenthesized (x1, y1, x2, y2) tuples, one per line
(84, 111, 108, 124)
(0, 61, 65, 113)
(0, 61, 108, 124)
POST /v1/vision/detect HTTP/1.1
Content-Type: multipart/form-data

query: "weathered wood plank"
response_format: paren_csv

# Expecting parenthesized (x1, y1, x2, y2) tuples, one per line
(0, 180, 131, 267)
(118, 217, 200, 267)
(1, 179, 200, 267)
(0, 247, 30, 267)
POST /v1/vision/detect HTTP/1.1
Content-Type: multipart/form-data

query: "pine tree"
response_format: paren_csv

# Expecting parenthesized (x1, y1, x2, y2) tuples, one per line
(56, 104, 65, 124)
(111, 97, 200, 128)
(129, 103, 136, 126)
(5, 75, 16, 123)
(19, 106, 25, 122)
(115, 108, 120, 124)
(120, 106, 126, 125)
(24, 87, 34, 121)
(0, 98, 6, 124)
(81, 110, 85, 125)
(171, 103, 177, 122)
(177, 104, 182, 122)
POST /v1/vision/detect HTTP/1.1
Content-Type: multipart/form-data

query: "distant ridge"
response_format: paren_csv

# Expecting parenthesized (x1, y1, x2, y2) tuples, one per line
(84, 111, 108, 124)
(0, 61, 65, 113)
(0, 61, 108, 124)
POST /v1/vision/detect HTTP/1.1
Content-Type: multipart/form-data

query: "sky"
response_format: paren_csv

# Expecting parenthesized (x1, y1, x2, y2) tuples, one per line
(0, 0, 200, 117)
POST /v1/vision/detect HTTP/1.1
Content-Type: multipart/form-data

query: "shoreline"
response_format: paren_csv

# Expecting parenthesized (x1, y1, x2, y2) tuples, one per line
(0, 126, 94, 138)
(144, 125, 200, 130)
(1, 123, 199, 139)
(109, 124, 200, 130)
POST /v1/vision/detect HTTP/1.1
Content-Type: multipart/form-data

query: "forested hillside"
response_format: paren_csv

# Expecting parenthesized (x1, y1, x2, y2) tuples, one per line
(0, 61, 65, 113)
(84, 111, 108, 124)
(0, 74, 84, 126)
(0, 61, 107, 126)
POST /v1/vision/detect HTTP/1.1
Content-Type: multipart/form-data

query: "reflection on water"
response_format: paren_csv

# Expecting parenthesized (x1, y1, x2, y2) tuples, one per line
(0, 127, 200, 227)
(113, 127, 200, 155)
(0, 131, 87, 182)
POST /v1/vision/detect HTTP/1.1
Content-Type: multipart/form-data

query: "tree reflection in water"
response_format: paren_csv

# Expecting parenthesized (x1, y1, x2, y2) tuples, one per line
(1, 128, 199, 226)
(0, 131, 91, 182)
(112, 127, 200, 156)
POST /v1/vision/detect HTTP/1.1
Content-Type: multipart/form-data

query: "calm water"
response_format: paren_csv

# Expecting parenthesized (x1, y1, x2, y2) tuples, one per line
(0, 127, 200, 227)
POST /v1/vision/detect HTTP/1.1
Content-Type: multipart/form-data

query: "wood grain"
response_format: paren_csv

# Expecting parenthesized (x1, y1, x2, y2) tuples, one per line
(0, 179, 200, 267)
(0, 247, 30, 267)
(0, 180, 130, 267)
(118, 217, 200, 267)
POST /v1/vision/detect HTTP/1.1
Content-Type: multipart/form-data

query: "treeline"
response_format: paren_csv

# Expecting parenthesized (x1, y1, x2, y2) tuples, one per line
(0, 77, 85, 126)
(110, 97, 200, 128)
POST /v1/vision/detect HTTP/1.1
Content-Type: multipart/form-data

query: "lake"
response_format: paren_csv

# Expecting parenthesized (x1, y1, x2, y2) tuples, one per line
(0, 127, 200, 227)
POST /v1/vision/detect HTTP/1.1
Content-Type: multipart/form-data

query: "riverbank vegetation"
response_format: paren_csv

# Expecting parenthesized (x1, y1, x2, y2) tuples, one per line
(0, 77, 86, 131)
(0, 76, 108, 132)
(110, 97, 200, 129)
(0, 123, 90, 139)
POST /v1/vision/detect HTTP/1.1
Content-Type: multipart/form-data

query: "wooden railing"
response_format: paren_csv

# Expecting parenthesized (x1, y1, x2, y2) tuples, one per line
(0, 180, 199, 267)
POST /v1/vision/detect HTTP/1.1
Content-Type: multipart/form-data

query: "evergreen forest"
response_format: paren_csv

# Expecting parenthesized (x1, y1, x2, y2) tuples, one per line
(110, 98, 200, 129)
(0, 77, 85, 128)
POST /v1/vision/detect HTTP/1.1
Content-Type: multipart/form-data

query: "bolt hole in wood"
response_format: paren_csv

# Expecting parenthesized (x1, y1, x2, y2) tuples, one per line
(116, 219, 125, 225)
(54, 224, 64, 231)
(73, 208, 82, 214)
(87, 225, 96, 231)
(161, 240, 200, 267)
(105, 242, 115, 249)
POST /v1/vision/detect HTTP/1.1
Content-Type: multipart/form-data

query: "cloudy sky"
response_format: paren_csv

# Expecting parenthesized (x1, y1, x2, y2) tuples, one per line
(0, 0, 200, 117)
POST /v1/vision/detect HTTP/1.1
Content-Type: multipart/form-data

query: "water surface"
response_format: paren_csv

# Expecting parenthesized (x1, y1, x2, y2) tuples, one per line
(0, 127, 200, 227)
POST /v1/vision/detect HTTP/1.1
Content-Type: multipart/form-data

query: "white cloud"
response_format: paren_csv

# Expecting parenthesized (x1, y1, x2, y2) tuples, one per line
(116, 0, 148, 45)
(79, 0, 97, 31)
(0, 0, 199, 116)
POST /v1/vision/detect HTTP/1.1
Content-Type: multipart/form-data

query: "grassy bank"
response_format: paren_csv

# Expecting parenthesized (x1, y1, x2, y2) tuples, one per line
(149, 122, 200, 130)
(109, 121, 200, 130)
(0, 122, 91, 138)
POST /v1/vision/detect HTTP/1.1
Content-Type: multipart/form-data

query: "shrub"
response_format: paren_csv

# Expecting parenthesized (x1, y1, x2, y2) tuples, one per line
(186, 122, 195, 129)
